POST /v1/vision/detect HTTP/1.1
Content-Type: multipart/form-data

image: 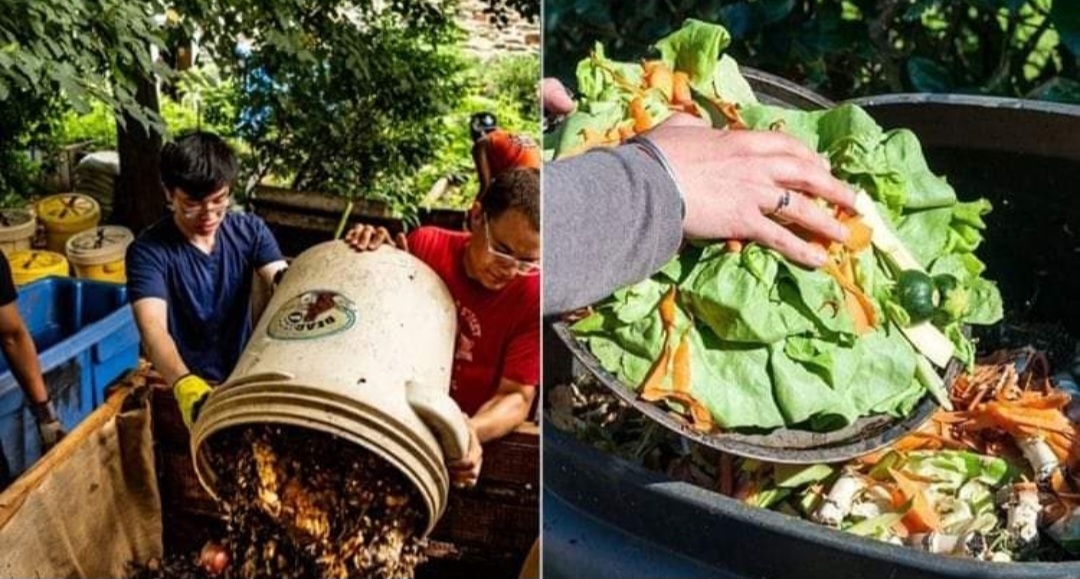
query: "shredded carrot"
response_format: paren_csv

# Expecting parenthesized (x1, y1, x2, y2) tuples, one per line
(822, 258, 877, 333)
(672, 71, 692, 106)
(725, 239, 743, 253)
(932, 412, 971, 424)
(844, 289, 872, 334)
(907, 431, 970, 450)
(617, 124, 636, 141)
(637, 287, 715, 432)
(839, 214, 873, 252)
(639, 342, 672, 400)
(658, 286, 676, 329)
(645, 63, 674, 100)
(630, 97, 654, 133)
(890, 468, 944, 533)
(716, 100, 747, 129)
(984, 403, 1076, 435)
(672, 330, 691, 393)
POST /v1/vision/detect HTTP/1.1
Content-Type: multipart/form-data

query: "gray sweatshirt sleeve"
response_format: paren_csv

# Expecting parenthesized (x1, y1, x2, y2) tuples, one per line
(543, 145, 684, 315)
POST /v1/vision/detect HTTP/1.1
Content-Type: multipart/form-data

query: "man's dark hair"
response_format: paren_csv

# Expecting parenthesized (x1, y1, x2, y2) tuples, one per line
(481, 168, 539, 231)
(161, 131, 238, 200)
(469, 111, 498, 142)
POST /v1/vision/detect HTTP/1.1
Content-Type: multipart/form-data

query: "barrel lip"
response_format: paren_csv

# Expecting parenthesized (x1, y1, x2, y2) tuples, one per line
(6, 250, 69, 286)
(0, 209, 36, 242)
(65, 225, 134, 266)
(190, 382, 450, 536)
(35, 193, 101, 232)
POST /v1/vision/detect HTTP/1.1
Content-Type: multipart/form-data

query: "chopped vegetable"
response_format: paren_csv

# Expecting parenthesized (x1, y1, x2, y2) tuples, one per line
(566, 19, 1002, 437)
(812, 470, 867, 527)
(1005, 482, 1041, 551)
(896, 270, 939, 325)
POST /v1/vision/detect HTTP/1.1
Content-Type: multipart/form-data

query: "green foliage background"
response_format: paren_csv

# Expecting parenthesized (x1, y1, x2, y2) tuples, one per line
(545, 0, 1080, 103)
(0, 0, 540, 217)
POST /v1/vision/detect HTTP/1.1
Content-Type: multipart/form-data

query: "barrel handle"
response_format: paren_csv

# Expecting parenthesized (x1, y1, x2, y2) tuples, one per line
(405, 380, 470, 462)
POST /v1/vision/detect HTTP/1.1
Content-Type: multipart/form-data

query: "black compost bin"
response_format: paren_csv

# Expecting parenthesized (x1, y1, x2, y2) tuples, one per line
(543, 94, 1080, 579)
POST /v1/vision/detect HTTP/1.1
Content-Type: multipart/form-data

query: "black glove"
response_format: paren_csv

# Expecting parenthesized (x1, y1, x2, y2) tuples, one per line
(30, 399, 66, 451)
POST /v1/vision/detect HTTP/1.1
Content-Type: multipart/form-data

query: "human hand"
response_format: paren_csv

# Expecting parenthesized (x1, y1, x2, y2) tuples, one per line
(30, 399, 65, 451)
(173, 374, 213, 429)
(447, 419, 482, 489)
(542, 78, 576, 116)
(343, 224, 408, 253)
(640, 120, 857, 268)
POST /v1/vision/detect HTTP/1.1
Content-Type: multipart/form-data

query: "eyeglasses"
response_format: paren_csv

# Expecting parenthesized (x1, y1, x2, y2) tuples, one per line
(484, 214, 540, 276)
(177, 194, 232, 219)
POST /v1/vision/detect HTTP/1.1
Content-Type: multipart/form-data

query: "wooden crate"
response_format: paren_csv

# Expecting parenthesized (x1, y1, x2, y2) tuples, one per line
(423, 424, 539, 579)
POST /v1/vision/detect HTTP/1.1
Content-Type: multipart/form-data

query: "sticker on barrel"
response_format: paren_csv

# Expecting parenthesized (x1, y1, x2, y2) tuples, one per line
(269, 290, 356, 340)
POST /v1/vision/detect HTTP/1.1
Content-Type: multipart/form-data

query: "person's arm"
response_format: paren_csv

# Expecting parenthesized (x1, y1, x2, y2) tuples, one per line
(0, 303, 47, 405)
(0, 302, 66, 450)
(544, 116, 857, 316)
(252, 217, 289, 292)
(543, 146, 684, 315)
(472, 137, 493, 199)
(133, 297, 211, 429)
(257, 260, 289, 290)
(447, 378, 535, 489)
(470, 378, 536, 443)
(132, 298, 189, 386)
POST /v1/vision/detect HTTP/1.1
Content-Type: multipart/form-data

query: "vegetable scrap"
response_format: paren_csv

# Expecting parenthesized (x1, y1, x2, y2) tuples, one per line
(550, 346, 1080, 562)
(128, 425, 427, 579)
(556, 19, 1004, 434)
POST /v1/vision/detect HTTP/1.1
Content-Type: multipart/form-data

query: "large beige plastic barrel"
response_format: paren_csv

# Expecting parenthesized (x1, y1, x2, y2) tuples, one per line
(190, 241, 471, 535)
(0, 209, 36, 256)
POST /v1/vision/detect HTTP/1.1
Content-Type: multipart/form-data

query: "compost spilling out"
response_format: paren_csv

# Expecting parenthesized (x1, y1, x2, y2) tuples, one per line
(129, 425, 427, 579)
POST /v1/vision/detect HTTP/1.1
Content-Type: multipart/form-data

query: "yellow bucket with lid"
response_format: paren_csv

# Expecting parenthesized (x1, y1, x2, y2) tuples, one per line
(35, 193, 101, 254)
(65, 225, 134, 284)
(0, 208, 37, 256)
(7, 250, 69, 286)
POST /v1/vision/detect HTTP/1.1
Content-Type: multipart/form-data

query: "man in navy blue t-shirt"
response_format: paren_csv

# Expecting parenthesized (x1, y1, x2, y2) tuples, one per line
(126, 132, 287, 428)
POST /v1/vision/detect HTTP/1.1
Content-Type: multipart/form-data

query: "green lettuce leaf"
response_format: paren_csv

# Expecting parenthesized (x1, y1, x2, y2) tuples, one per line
(712, 54, 758, 106)
(896, 207, 953, 268)
(576, 42, 643, 103)
(654, 18, 731, 91)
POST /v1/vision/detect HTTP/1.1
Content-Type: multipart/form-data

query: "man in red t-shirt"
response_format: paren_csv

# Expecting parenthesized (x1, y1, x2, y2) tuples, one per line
(345, 168, 540, 488)
(470, 112, 541, 200)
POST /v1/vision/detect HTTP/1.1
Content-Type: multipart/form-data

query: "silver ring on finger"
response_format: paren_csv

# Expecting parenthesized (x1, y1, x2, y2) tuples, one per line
(767, 189, 792, 218)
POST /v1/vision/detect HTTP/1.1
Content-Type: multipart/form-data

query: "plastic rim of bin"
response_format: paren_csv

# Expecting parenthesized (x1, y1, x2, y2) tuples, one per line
(65, 225, 133, 283)
(6, 250, 69, 286)
(35, 193, 101, 254)
(0, 209, 37, 256)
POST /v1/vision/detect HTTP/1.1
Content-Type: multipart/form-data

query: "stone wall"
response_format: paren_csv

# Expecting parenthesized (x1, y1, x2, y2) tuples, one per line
(459, 0, 540, 59)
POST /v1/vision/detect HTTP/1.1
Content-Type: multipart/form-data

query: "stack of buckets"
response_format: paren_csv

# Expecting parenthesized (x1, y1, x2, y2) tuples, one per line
(3, 193, 133, 286)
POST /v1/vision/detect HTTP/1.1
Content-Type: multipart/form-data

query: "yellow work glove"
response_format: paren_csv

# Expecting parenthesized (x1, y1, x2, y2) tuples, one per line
(173, 374, 213, 429)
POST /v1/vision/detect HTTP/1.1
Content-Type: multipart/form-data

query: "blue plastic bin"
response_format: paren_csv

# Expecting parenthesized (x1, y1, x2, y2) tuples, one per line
(0, 276, 140, 479)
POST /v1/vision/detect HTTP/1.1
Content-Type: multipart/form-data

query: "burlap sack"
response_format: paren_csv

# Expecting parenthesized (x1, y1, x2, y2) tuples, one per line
(0, 387, 162, 578)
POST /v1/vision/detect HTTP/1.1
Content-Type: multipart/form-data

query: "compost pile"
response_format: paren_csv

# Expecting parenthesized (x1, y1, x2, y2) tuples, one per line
(128, 425, 427, 579)
(551, 346, 1080, 562)
(552, 19, 1004, 435)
